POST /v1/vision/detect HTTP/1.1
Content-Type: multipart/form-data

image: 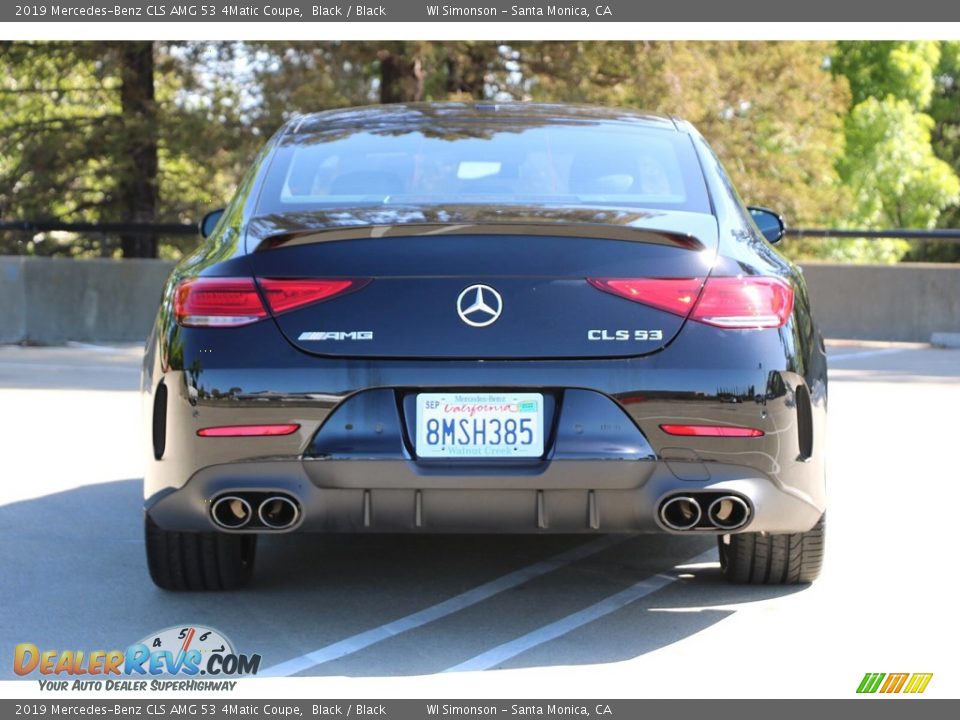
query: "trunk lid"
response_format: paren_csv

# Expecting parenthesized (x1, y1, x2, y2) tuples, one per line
(245, 206, 719, 359)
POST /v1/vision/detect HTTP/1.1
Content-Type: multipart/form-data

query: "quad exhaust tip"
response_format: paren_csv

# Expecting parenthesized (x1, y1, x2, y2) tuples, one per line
(211, 495, 253, 529)
(707, 495, 751, 530)
(211, 493, 301, 530)
(658, 493, 752, 531)
(659, 496, 702, 531)
(258, 496, 300, 530)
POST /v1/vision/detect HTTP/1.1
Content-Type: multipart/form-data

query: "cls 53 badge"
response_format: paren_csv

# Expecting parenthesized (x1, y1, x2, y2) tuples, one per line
(587, 329, 664, 341)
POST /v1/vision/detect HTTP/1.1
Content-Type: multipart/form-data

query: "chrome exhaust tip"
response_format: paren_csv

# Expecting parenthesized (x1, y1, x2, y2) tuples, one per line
(707, 495, 751, 530)
(211, 495, 253, 529)
(257, 496, 300, 530)
(659, 496, 702, 531)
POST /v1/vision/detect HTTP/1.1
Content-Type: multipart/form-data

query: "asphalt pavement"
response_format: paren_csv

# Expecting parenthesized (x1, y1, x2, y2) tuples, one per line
(0, 340, 957, 698)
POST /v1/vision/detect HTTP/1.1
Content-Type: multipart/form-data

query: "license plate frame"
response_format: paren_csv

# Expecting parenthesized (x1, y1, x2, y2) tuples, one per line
(415, 392, 545, 459)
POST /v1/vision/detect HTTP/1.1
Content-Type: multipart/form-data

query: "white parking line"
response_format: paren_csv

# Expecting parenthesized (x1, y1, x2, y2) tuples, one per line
(444, 548, 717, 673)
(828, 347, 913, 362)
(65, 341, 142, 353)
(261, 534, 630, 677)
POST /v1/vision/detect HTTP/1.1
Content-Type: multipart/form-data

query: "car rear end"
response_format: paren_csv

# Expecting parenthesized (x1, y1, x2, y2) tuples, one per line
(142, 103, 826, 589)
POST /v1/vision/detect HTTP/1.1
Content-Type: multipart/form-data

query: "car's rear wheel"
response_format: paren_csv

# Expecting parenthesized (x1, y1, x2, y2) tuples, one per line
(145, 516, 257, 591)
(718, 513, 825, 584)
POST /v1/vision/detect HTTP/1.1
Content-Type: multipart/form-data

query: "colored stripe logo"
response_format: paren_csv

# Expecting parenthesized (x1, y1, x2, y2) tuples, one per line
(857, 672, 933, 694)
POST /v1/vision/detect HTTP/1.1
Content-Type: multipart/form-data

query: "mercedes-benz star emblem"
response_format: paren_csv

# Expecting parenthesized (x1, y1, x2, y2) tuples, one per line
(457, 284, 503, 327)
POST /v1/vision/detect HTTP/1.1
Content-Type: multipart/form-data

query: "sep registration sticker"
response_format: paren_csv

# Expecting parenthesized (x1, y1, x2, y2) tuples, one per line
(415, 393, 544, 458)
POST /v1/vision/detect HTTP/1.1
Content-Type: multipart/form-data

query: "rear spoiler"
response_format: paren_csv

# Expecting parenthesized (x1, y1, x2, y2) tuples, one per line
(253, 222, 705, 253)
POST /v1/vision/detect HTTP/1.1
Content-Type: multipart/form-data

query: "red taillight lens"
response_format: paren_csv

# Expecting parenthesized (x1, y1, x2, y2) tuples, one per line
(197, 424, 300, 437)
(258, 278, 366, 314)
(174, 278, 267, 327)
(587, 275, 793, 329)
(660, 424, 764, 438)
(174, 277, 368, 327)
(587, 277, 704, 316)
(690, 276, 794, 329)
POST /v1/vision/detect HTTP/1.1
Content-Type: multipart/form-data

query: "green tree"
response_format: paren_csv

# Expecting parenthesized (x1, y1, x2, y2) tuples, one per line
(514, 41, 851, 237)
(841, 97, 959, 228)
(834, 96, 960, 262)
(245, 41, 378, 135)
(926, 41, 960, 260)
(115, 42, 159, 258)
(0, 42, 120, 253)
(831, 41, 959, 263)
(246, 41, 506, 135)
(6, 41, 957, 264)
(832, 41, 940, 107)
(0, 41, 252, 258)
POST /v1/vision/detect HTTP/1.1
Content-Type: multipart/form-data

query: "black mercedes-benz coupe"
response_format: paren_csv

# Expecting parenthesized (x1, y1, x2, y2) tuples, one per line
(142, 102, 826, 591)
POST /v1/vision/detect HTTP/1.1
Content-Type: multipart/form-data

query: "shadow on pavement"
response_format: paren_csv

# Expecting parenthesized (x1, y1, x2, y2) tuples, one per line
(0, 479, 807, 679)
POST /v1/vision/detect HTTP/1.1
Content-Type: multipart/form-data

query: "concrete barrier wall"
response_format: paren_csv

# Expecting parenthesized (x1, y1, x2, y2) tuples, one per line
(0, 257, 958, 344)
(800, 261, 960, 342)
(0, 257, 176, 344)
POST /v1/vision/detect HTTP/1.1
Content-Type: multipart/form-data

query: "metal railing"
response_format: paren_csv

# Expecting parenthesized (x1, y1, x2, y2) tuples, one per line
(0, 220, 197, 236)
(786, 228, 960, 242)
(2, 220, 960, 242)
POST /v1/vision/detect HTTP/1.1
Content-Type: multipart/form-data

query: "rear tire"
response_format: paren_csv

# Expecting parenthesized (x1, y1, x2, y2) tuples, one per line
(718, 513, 825, 584)
(145, 516, 257, 591)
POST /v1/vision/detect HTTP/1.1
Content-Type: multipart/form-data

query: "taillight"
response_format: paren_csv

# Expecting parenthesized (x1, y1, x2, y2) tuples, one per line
(587, 275, 793, 329)
(587, 278, 704, 316)
(660, 424, 764, 437)
(690, 276, 793, 329)
(174, 277, 368, 327)
(258, 278, 367, 314)
(174, 278, 267, 327)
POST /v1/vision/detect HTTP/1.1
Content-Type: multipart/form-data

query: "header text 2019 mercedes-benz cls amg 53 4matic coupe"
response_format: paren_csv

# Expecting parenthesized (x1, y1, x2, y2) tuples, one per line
(142, 102, 826, 590)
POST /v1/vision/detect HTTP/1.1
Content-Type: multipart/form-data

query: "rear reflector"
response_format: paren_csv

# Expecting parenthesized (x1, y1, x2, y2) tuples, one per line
(197, 424, 300, 437)
(175, 277, 368, 327)
(660, 424, 764, 437)
(587, 275, 793, 329)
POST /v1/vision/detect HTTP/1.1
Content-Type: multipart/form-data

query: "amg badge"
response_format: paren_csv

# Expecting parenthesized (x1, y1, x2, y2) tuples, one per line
(298, 331, 374, 341)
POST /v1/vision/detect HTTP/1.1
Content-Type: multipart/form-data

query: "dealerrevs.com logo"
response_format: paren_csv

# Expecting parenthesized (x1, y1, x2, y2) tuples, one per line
(14, 626, 260, 691)
(857, 672, 933, 694)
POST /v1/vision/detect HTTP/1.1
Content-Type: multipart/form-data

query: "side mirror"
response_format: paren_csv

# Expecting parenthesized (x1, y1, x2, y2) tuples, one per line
(199, 208, 226, 238)
(748, 206, 785, 244)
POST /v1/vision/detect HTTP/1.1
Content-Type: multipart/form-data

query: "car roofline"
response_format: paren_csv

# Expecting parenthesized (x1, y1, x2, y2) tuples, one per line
(289, 102, 681, 135)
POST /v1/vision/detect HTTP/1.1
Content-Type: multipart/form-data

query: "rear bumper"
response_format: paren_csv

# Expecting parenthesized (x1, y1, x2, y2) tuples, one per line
(143, 319, 828, 536)
(146, 455, 823, 535)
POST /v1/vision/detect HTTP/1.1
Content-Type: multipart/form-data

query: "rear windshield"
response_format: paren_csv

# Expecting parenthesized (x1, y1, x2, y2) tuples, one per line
(257, 120, 712, 215)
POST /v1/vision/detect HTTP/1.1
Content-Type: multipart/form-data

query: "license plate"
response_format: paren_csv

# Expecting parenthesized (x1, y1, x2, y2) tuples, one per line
(415, 393, 544, 459)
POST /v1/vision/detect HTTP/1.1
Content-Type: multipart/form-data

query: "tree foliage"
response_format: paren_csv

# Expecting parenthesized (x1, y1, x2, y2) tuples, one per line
(923, 41, 960, 261)
(1, 40, 958, 263)
(0, 41, 250, 258)
(515, 42, 850, 230)
(830, 41, 960, 263)
(833, 41, 941, 107)
(840, 97, 959, 228)
(0, 44, 121, 233)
